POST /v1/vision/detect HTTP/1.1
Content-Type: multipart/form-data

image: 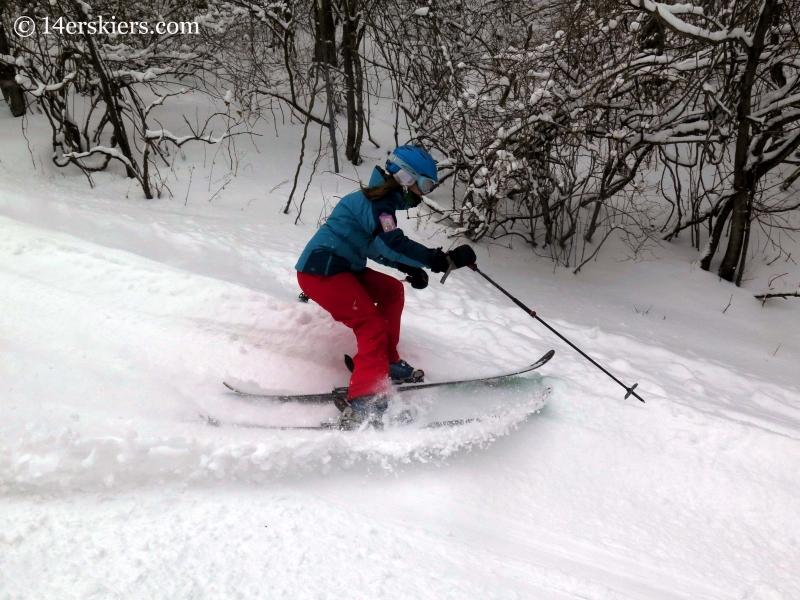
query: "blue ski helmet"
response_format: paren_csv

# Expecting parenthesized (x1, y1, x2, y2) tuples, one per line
(385, 145, 439, 195)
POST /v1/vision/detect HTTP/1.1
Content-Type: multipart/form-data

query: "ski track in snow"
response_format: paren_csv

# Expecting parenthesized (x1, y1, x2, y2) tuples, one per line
(1, 127, 800, 598)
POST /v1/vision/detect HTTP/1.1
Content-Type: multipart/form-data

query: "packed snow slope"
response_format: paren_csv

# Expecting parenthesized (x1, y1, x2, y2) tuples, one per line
(1, 109, 800, 599)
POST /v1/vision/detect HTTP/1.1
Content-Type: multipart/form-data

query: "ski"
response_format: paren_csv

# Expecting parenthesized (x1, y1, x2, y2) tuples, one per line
(222, 349, 554, 404)
(202, 414, 338, 430)
(221, 383, 343, 403)
(201, 413, 485, 431)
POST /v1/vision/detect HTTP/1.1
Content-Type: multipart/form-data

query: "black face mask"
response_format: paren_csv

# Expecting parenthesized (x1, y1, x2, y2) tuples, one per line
(402, 188, 422, 208)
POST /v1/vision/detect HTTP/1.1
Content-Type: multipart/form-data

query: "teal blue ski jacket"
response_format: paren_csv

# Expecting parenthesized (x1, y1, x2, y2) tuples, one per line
(295, 168, 439, 276)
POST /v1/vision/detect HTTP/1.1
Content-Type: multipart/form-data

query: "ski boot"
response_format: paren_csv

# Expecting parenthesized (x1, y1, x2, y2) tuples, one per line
(335, 394, 389, 430)
(390, 360, 424, 384)
(343, 355, 424, 384)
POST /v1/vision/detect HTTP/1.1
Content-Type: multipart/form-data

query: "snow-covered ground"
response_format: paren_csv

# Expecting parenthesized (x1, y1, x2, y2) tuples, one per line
(1, 107, 799, 599)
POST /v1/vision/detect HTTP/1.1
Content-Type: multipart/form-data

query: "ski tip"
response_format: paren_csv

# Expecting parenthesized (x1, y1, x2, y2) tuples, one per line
(531, 349, 555, 368)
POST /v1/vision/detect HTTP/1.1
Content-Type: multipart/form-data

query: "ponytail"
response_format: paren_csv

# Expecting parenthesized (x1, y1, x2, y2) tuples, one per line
(360, 169, 403, 201)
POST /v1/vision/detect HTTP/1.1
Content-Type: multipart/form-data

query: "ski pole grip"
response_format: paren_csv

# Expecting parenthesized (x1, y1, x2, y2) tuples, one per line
(440, 257, 455, 284)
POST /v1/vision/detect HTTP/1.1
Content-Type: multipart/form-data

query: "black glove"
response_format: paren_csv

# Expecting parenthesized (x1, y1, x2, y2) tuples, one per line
(447, 245, 477, 269)
(430, 249, 449, 273)
(397, 264, 429, 289)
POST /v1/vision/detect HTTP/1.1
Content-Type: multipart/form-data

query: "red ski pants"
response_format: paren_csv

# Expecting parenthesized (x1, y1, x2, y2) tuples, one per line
(297, 268, 404, 399)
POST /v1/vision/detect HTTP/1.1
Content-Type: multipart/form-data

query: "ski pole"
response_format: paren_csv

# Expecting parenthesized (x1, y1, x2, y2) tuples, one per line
(467, 264, 645, 403)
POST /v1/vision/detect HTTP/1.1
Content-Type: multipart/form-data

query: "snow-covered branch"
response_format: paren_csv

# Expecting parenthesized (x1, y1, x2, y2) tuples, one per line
(145, 128, 230, 146)
(631, 0, 754, 48)
(62, 146, 135, 170)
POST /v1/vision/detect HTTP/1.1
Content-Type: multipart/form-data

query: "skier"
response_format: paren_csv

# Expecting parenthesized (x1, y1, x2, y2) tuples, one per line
(295, 145, 476, 428)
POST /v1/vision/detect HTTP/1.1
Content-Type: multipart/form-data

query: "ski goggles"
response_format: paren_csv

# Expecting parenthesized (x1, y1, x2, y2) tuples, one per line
(388, 154, 438, 194)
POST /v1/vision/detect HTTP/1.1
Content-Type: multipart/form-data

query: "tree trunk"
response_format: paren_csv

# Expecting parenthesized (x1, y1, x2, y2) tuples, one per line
(77, 6, 139, 185)
(339, 0, 363, 165)
(539, 192, 553, 247)
(585, 200, 602, 242)
(353, 26, 365, 161)
(0, 25, 25, 117)
(313, 0, 337, 67)
(734, 198, 752, 286)
(699, 197, 733, 271)
(718, 185, 752, 281)
(717, 0, 776, 282)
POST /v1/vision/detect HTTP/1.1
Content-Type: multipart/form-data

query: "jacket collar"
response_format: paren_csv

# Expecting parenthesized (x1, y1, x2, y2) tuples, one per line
(368, 167, 387, 186)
